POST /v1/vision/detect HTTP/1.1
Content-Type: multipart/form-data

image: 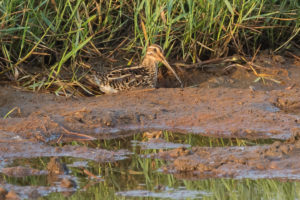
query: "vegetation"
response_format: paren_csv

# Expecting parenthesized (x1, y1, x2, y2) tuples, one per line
(0, 0, 299, 95)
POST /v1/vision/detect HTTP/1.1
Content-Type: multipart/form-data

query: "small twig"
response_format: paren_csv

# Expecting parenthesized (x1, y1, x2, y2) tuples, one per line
(286, 51, 300, 61)
(56, 133, 64, 143)
(3, 107, 21, 119)
(107, 38, 128, 58)
(61, 126, 96, 141)
(46, 117, 96, 143)
(173, 56, 241, 69)
(82, 167, 103, 180)
(224, 63, 249, 71)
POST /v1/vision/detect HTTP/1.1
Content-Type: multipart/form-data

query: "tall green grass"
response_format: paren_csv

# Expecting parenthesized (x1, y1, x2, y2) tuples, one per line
(0, 0, 299, 94)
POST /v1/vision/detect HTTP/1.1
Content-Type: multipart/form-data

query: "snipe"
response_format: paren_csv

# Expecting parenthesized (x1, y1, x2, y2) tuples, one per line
(87, 44, 183, 94)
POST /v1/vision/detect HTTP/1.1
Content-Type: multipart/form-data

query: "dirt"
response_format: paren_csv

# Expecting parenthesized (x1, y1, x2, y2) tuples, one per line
(0, 51, 300, 198)
(1, 79, 299, 141)
(0, 130, 129, 161)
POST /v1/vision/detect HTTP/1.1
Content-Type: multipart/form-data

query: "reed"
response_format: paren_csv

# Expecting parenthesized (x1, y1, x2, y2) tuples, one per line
(0, 0, 299, 94)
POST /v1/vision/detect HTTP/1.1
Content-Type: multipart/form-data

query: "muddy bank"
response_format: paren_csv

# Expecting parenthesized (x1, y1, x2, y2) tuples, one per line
(0, 85, 299, 141)
(1, 54, 300, 141)
(0, 130, 129, 162)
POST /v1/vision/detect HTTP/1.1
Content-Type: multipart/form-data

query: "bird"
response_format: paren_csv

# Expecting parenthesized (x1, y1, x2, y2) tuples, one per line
(86, 44, 183, 94)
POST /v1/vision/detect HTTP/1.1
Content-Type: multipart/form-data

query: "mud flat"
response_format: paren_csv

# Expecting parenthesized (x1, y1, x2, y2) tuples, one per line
(0, 85, 300, 141)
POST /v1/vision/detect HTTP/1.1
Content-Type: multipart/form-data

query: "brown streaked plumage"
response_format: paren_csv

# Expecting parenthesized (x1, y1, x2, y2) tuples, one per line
(87, 44, 183, 94)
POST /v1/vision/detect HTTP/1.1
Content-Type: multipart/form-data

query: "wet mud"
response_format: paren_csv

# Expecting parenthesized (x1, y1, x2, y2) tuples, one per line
(1, 79, 299, 141)
(0, 130, 129, 162)
(0, 53, 300, 198)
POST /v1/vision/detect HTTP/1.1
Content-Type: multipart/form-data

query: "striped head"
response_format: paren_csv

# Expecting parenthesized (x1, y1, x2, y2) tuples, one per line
(142, 44, 183, 87)
(144, 44, 165, 64)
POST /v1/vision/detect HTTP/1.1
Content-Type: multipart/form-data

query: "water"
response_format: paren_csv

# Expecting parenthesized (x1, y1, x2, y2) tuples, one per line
(1, 132, 294, 200)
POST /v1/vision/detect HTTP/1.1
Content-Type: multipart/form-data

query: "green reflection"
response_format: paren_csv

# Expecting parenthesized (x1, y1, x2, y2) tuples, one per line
(55, 131, 277, 151)
(1, 132, 290, 199)
(40, 156, 300, 200)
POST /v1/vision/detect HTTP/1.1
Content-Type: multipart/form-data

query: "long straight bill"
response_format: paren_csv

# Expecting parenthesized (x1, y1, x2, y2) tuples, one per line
(161, 58, 183, 88)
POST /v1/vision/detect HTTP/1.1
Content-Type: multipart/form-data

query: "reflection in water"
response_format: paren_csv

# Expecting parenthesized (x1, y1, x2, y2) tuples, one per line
(0, 132, 292, 199)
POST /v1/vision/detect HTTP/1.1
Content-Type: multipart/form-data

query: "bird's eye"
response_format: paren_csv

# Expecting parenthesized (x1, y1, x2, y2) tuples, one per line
(153, 48, 157, 53)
